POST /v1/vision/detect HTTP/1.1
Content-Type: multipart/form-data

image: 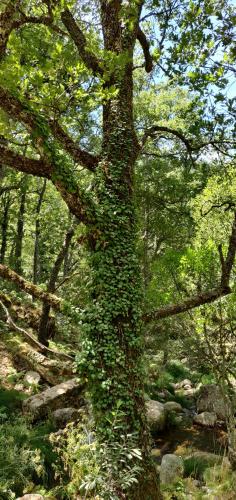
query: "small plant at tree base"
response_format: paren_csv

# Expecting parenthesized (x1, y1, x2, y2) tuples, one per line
(50, 407, 147, 499)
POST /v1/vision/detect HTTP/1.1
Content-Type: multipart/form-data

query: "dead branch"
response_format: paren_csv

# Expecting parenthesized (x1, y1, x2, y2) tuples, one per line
(0, 299, 73, 360)
(0, 264, 62, 310)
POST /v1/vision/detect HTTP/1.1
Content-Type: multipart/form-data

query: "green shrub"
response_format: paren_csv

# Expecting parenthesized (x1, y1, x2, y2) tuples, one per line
(0, 387, 27, 414)
(50, 415, 144, 500)
(0, 412, 58, 498)
(0, 417, 45, 497)
(184, 455, 214, 479)
(166, 361, 200, 384)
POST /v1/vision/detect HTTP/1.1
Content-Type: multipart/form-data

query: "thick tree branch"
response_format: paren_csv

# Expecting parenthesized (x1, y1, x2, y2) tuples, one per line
(141, 125, 196, 151)
(0, 264, 62, 311)
(0, 144, 95, 224)
(0, 184, 20, 195)
(49, 119, 98, 171)
(137, 26, 153, 73)
(0, 0, 22, 61)
(0, 145, 52, 178)
(61, 8, 102, 75)
(144, 212, 236, 323)
(0, 86, 97, 171)
(141, 125, 236, 154)
(143, 288, 230, 323)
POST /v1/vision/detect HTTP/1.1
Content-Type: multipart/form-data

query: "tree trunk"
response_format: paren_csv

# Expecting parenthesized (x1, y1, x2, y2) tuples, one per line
(143, 188, 151, 291)
(227, 414, 236, 470)
(38, 225, 74, 345)
(84, 153, 160, 497)
(33, 179, 46, 285)
(78, 6, 160, 495)
(14, 178, 27, 274)
(0, 193, 10, 264)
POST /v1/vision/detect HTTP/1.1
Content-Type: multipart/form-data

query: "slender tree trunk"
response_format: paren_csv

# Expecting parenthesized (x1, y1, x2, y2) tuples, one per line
(14, 178, 27, 274)
(63, 246, 70, 278)
(33, 179, 46, 285)
(38, 225, 74, 346)
(0, 193, 10, 263)
(63, 213, 73, 278)
(227, 412, 236, 469)
(218, 380, 236, 469)
(143, 188, 151, 291)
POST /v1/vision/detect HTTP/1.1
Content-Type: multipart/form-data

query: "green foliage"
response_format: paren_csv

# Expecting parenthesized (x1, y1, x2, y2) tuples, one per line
(0, 416, 45, 497)
(0, 0, 235, 497)
(50, 419, 144, 500)
(0, 387, 27, 415)
(184, 455, 212, 479)
(165, 361, 199, 383)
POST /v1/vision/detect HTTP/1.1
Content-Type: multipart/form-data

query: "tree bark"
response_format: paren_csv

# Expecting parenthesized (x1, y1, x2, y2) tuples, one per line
(0, 263, 62, 310)
(76, 3, 161, 497)
(14, 176, 27, 274)
(0, 193, 10, 264)
(33, 179, 46, 285)
(38, 225, 74, 345)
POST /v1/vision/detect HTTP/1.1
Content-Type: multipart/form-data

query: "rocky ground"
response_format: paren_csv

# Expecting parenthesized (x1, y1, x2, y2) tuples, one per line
(1, 337, 236, 499)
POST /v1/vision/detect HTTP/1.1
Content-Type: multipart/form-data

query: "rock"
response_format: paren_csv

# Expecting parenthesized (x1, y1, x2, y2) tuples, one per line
(23, 378, 84, 418)
(197, 384, 232, 420)
(175, 379, 192, 390)
(146, 399, 166, 434)
(24, 371, 41, 385)
(14, 383, 25, 392)
(175, 387, 196, 399)
(174, 415, 184, 426)
(150, 448, 161, 459)
(157, 389, 172, 401)
(52, 407, 82, 428)
(164, 401, 182, 413)
(160, 454, 184, 485)
(16, 495, 44, 500)
(184, 388, 196, 397)
(193, 411, 217, 427)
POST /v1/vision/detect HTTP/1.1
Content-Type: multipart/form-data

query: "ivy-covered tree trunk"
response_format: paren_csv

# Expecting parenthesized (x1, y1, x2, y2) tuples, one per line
(83, 130, 160, 498)
(78, 4, 161, 497)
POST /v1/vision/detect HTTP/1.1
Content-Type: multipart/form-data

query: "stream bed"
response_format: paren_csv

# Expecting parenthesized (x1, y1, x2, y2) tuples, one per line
(152, 424, 227, 464)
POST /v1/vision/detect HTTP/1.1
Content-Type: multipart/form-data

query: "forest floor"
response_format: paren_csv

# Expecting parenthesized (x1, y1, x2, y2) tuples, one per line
(0, 341, 15, 387)
(0, 333, 236, 499)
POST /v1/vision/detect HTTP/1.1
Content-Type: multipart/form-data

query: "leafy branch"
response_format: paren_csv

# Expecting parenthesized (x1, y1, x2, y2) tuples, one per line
(144, 211, 236, 323)
(0, 86, 97, 172)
